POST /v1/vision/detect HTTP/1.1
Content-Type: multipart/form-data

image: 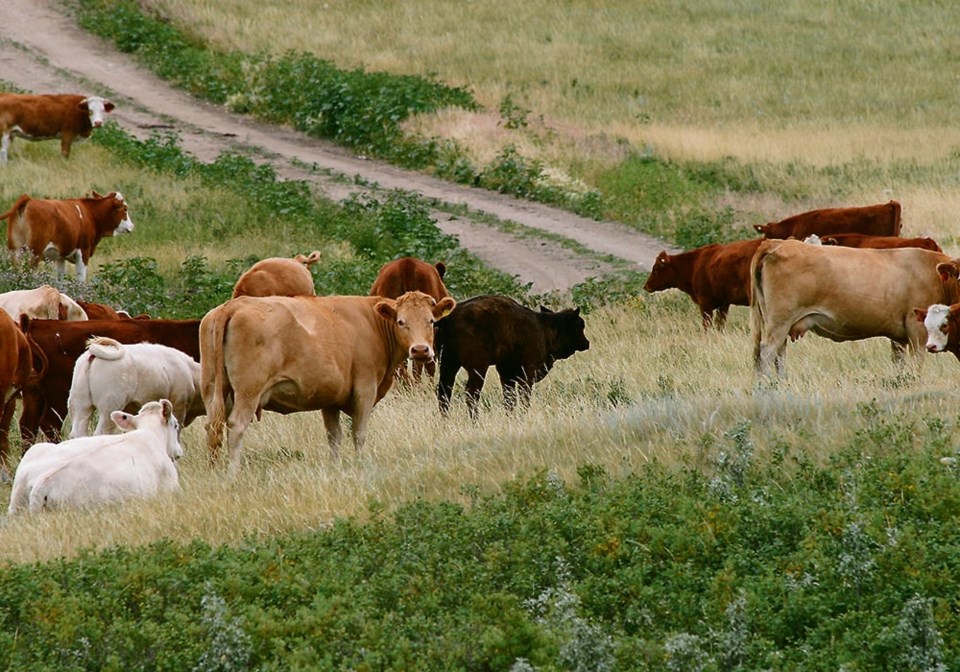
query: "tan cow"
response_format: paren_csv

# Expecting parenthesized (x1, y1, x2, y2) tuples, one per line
(751, 239, 960, 377)
(0, 285, 88, 322)
(231, 251, 320, 298)
(0, 93, 114, 163)
(201, 291, 456, 473)
(369, 256, 452, 380)
(2, 191, 134, 281)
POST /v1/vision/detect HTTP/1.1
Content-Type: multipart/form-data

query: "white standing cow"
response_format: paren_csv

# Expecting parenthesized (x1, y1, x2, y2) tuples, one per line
(10, 399, 183, 514)
(68, 337, 205, 437)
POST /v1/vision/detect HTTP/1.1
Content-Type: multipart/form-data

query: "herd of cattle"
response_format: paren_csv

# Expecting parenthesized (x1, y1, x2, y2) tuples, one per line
(643, 200, 960, 376)
(0, 91, 593, 515)
(4, 92, 960, 516)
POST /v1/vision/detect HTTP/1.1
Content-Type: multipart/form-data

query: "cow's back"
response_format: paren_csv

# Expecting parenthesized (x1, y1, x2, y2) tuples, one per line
(436, 295, 539, 363)
(232, 257, 316, 299)
(370, 257, 449, 301)
(697, 239, 762, 306)
(0, 93, 87, 138)
(762, 201, 901, 239)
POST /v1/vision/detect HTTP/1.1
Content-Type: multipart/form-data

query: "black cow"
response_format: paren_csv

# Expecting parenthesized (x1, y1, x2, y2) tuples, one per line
(435, 295, 590, 418)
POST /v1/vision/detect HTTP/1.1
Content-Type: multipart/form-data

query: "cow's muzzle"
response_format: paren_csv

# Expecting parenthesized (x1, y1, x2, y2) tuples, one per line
(409, 344, 434, 361)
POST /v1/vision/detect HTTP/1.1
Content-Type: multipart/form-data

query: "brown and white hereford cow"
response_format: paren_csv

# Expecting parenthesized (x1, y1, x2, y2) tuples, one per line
(2, 191, 134, 281)
(0, 285, 88, 322)
(754, 201, 902, 239)
(914, 303, 960, 360)
(751, 239, 960, 378)
(369, 257, 452, 380)
(0, 93, 114, 163)
(644, 239, 761, 330)
(0, 310, 33, 476)
(819, 233, 941, 252)
(16, 317, 201, 445)
(201, 291, 456, 473)
(231, 251, 321, 298)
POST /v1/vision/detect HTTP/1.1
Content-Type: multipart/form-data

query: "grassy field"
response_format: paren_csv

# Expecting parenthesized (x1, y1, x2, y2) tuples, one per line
(3, 3, 960, 666)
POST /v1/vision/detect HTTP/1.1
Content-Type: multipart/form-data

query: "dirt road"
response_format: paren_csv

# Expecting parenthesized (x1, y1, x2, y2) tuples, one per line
(0, 0, 675, 292)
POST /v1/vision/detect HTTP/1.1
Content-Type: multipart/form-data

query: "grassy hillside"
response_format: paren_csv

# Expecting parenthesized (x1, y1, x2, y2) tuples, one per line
(1, 2, 960, 668)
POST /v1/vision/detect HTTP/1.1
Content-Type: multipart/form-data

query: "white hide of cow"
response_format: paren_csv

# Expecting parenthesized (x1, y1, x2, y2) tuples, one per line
(68, 337, 204, 437)
(802, 234, 823, 245)
(0, 285, 88, 322)
(11, 399, 183, 514)
(921, 304, 952, 353)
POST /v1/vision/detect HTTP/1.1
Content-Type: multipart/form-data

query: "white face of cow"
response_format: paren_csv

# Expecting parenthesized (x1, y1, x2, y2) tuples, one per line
(111, 399, 183, 461)
(923, 304, 951, 353)
(112, 192, 135, 235)
(80, 96, 114, 128)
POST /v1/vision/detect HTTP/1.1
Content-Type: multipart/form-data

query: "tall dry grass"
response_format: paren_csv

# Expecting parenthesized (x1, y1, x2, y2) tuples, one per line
(2, 294, 958, 564)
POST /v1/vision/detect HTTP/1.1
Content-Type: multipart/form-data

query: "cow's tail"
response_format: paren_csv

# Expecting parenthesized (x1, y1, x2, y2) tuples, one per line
(750, 241, 775, 369)
(85, 336, 124, 361)
(0, 194, 30, 222)
(200, 303, 233, 463)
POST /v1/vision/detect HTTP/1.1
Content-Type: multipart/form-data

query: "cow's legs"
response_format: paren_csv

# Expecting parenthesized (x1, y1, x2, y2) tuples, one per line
(464, 369, 487, 420)
(715, 306, 730, 332)
(437, 354, 461, 416)
(92, 408, 115, 436)
(73, 256, 87, 282)
(0, 395, 16, 481)
(68, 402, 95, 438)
(322, 408, 342, 459)
(224, 400, 257, 476)
(0, 132, 9, 163)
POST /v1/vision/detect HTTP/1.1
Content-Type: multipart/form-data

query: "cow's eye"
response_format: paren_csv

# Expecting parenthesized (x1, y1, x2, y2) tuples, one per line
(397, 319, 407, 328)
(942, 325, 949, 334)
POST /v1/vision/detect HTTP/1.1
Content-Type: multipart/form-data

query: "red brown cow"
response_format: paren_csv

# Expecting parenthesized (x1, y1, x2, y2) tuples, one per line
(754, 201, 902, 239)
(818, 233, 941, 252)
(435, 295, 590, 419)
(751, 240, 960, 378)
(16, 317, 201, 445)
(0, 93, 114, 163)
(75, 300, 127, 320)
(369, 257, 452, 380)
(2, 191, 134, 281)
(643, 239, 761, 330)
(231, 251, 320, 298)
(0, 310, 33, 476)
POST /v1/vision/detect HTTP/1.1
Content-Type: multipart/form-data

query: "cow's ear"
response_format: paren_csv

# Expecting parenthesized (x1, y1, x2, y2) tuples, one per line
(914, 307, 928, 322)
(937, 263, 959, 281)
(91, 190, 103, 199)
(539, 305, 554, 313)
(78, 99, 89, 111)
(950, 304, 960, 318)
(160, 399, 174, 421)
(111, 411, 137, 432)
(573, 307, 582, 316)
(434, 297, 456, 319)
(435, 262, 446, 279)
(374, 299, 398, 321)
(104, 100, 115, 113)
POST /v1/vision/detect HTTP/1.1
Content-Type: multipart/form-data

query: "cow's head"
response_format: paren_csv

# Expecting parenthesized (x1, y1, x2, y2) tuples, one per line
(93, 190, 135, 236)
(541, 305, 590, 359)
(915, 303, 960, 354)
(754, 223, 770, 235)
(79, 96, 115, 128)
(375, 291, 456, 363)
(643, 251, 675, 292)
(111, 399, 183, 461)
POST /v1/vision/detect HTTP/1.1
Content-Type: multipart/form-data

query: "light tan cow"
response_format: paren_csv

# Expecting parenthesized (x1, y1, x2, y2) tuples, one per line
(0, 285, 88, 322)
(231, 251, 320, 298)
(200, 291, 456, 473)
(751, 239, 960, 377)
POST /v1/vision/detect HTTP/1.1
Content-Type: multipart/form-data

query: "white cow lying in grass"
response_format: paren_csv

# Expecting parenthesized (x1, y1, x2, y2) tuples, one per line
(0, 285, 88, 321)
(8, 399, 183, 514)
(68, 336, 204, 437)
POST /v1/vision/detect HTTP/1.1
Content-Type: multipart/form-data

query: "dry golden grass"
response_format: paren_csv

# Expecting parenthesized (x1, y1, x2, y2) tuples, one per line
(2, 295, 958, 564)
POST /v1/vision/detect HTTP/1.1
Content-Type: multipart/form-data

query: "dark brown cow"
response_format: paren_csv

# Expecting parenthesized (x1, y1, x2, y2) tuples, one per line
(643, 239, 761, 330)
(17, 317, 201, 444)
(0, 93, 114, 163)
(370, 257, 452, 380)
(435, 295, 590, 419)
(2, 191, 134, 281)
(754, 201, 902, 239)
(231, 251, 320, 299)
(75, 300, 126, 320)
(818, 233, 941, 252)
(0, 311, 33, 476)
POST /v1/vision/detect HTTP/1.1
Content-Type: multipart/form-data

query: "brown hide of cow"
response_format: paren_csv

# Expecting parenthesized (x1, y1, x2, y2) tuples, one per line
(231, 251, 320, 298)
(18, 317, 200, 444)
(435, 295, 590, 419)
(819, 233, 941, 252)
(0, 311, 33, 474)
(755, 201, 902, 239)
(369, 257, 451, 382)
(0, 93, 114, 158)
(644, 239, 761, 331)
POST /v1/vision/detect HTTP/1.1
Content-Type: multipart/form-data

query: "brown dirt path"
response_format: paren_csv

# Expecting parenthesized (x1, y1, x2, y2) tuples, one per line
(0, 0, 678, 293)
